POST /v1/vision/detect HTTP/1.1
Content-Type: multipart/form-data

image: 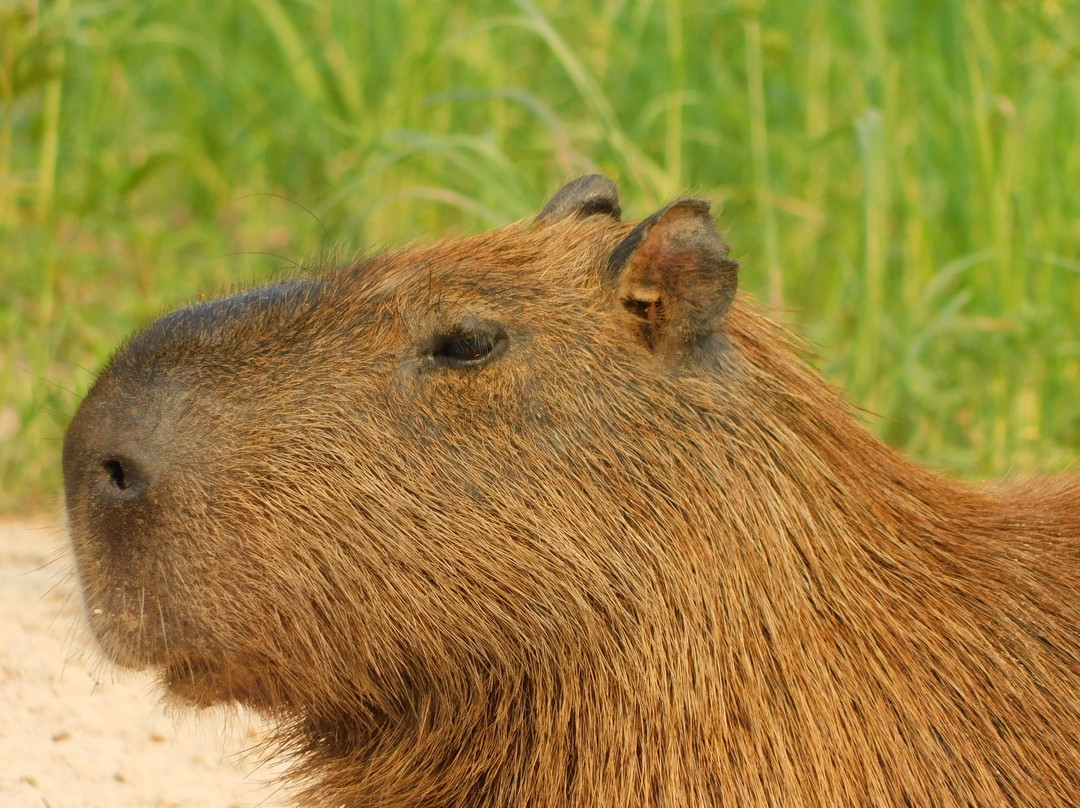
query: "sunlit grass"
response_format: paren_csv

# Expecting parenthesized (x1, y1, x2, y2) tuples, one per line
(2, 0, 1078, 514)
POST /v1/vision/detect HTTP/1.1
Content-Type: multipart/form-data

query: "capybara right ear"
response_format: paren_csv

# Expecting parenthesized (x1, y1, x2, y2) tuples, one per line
(535, 175, 622, 224)
(606, 199, 738, 362)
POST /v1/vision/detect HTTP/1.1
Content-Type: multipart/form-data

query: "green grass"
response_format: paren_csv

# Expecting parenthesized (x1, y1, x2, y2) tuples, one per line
(2, 0, 1078, 515)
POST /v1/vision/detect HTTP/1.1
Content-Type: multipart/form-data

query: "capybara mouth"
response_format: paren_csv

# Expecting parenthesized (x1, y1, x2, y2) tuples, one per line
(82, 604, 169, 671)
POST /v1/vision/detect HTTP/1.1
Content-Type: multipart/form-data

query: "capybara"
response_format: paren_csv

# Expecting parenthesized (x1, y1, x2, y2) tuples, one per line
(63, 176, 1080, 807)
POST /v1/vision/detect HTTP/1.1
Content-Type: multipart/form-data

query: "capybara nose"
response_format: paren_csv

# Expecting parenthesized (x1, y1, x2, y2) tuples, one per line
(63, 373, 181, 545)
(64, 407, 164, 534)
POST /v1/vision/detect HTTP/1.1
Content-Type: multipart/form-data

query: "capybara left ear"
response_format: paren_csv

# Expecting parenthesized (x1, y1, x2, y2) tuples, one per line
(606, 199, 738, 361)
(535, 175, 621, 224)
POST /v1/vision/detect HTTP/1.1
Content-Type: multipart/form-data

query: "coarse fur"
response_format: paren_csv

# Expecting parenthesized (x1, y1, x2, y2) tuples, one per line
(64, 176, 1080, 806)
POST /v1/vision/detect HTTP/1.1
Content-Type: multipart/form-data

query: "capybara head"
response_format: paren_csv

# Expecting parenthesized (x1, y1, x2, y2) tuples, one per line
(63, 176, 1080, 807)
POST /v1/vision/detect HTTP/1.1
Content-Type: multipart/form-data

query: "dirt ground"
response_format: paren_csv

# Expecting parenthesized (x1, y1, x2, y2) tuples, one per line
(1, 519, 285, 808)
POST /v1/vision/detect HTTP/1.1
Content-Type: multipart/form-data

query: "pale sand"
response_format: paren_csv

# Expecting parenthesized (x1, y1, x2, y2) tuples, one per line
(1, 520, 286, 808)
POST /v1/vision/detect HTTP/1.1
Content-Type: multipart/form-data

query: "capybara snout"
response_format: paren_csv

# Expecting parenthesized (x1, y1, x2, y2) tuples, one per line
(64, 280, 326, 528)
(64, 176, 1080, 807)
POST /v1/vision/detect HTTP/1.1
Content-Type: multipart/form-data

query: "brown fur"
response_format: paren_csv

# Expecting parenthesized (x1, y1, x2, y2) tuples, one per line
(63, 177, 1080, 806)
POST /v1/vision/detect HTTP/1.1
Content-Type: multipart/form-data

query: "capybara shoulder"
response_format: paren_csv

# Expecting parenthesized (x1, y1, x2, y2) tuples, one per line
(64, 176, 1080, 807)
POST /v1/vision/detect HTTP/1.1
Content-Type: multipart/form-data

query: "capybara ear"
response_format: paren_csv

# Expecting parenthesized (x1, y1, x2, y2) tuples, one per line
(606, 199, 739, 361)
(535, 175, 621, 224)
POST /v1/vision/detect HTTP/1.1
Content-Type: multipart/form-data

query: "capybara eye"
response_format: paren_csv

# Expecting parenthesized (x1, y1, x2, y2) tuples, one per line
(428, 327, 508, 368)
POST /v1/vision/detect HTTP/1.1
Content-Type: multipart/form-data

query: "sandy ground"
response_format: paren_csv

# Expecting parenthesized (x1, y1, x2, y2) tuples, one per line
(1, 519, 287, 808)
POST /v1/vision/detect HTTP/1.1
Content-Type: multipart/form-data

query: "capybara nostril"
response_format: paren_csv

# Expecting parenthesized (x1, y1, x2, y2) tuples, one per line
(95, 454, 150, 504)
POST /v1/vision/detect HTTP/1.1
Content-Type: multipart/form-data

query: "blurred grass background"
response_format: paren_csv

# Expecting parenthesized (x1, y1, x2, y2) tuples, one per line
(1, 0, 1078, 515)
